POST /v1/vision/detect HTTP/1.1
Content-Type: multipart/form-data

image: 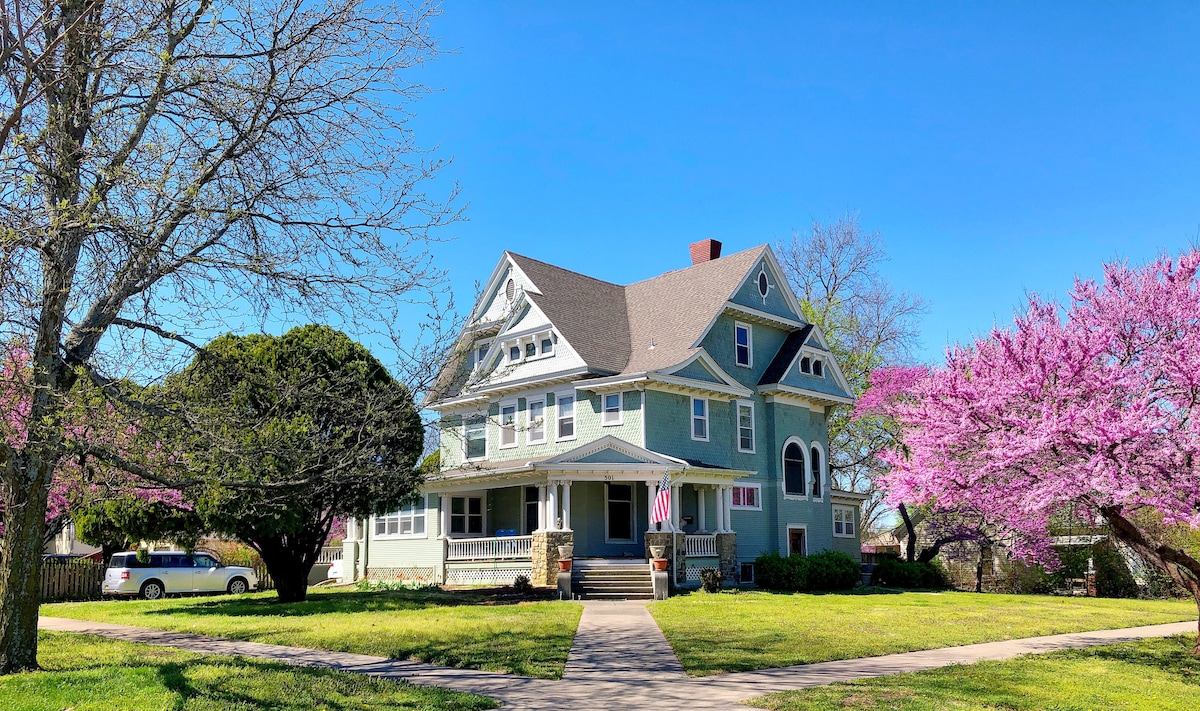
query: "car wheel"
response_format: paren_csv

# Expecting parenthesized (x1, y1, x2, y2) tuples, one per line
(227, 577, 248, 595)
(140, 580, 165, 600)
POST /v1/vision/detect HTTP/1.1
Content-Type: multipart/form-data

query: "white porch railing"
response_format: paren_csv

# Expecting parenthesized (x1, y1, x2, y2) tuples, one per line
(446, 535, 533, 561)
(685, 534, 718, 557)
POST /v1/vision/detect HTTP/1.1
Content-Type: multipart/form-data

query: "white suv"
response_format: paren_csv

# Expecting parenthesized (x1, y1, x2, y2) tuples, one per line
(104, 551, 258, 600)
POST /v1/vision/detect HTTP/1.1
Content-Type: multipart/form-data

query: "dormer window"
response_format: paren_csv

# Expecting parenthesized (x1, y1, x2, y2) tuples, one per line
(509, 345, 521, 362)
(800, 356, 811, 374)
(525, 342, 537, 358)
(734, 322, 752, 368)
(474, 342, 491, 371)
(813, 359, 824, 377)
(541, 337, 554, 355)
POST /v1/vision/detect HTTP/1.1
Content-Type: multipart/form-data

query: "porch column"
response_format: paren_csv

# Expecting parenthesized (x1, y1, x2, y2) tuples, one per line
(646, 480, 658, 532)
(537, 485, 547, 532)
(696, 487, 706, 533)
(547, 481, 560, 531)
(723, 486, 734, 532)
(561, 480, 572, 531)
(714, 486, 725, 532)
(439, 495, 451, 538)
(670, 483, 682, 532)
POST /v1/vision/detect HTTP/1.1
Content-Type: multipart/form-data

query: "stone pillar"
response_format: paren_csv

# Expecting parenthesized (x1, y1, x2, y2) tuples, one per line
(561, 480, 572, 531)
(531, 530, 574, 587)
(696, 487, 706, 533)
(716, 532, 738, 584)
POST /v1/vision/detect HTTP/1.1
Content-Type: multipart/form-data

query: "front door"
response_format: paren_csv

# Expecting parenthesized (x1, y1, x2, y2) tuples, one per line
(606, 483, 634, 543)
(788, 527, 807, 557)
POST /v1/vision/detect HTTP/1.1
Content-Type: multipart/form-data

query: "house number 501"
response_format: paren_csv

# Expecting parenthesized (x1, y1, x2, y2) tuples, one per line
(603, 475, 614, 482)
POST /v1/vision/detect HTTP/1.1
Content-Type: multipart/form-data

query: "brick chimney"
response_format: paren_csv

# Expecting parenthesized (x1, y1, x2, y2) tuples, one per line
(689, 238, 722, 265)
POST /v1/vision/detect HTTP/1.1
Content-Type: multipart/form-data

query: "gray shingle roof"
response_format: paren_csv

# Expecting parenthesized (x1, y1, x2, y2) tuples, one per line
(758, 324, 814, 385)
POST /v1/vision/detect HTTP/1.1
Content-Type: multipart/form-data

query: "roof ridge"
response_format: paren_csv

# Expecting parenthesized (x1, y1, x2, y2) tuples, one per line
(623, 244, 768, 287)
(506, 251, 625, 290)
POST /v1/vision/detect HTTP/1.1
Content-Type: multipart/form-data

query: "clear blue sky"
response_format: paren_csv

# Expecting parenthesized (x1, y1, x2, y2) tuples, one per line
(404, 2, 1200, 363)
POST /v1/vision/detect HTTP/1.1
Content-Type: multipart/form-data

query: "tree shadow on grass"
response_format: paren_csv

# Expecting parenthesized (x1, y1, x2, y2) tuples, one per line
(138, 588, 553, 619)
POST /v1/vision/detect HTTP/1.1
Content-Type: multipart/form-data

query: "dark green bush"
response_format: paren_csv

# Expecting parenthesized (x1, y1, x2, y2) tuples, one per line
(870, 555, 947, 589)
(699, 568, 724, 593)
(753, 550, 860, 592)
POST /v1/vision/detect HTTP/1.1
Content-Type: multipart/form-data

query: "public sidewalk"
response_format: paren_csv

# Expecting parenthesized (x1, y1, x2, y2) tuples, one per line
(39, 608, 1196, 711)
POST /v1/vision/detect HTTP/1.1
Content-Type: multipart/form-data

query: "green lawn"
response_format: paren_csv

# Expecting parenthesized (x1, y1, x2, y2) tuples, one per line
(649, 589, 1196, 675)
(6, 631, 494, 711)
(748, 634, 1200, 711)
(43, 587, 582, 679)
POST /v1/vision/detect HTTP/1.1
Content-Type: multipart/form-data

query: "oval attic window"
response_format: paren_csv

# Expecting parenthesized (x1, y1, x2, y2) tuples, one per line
(757, 270, 769, 298)
(505, 278, 516, 301)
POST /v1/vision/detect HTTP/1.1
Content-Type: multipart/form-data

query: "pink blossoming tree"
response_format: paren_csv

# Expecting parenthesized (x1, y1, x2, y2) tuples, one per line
(859, 252, 1200, 653)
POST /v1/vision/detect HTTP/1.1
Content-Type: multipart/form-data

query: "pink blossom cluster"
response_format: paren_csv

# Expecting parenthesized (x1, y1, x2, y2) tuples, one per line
(858, 252, 1200, 564)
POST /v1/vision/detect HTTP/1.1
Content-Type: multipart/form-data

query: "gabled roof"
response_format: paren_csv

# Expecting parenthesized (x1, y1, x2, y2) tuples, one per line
(758, 324, 814, 386)
(623, 246, 769, 374)
(507, 252, 630, 374)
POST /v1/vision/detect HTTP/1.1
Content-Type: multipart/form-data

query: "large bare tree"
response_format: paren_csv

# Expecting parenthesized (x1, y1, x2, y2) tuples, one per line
(776, 213, 926, 533)
(0, 0, 457, 672)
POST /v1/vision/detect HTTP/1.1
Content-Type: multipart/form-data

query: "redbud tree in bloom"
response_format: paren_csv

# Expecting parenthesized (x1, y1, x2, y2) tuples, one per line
(858, 252, 1200, 652)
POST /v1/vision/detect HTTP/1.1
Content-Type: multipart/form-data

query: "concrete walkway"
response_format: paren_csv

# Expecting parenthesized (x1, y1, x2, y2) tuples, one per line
(39, 613, 1195, 711)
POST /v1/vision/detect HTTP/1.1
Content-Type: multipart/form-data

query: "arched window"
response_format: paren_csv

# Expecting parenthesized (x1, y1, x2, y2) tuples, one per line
(783, 442, 805, 496)
(810, 445, 823, 499)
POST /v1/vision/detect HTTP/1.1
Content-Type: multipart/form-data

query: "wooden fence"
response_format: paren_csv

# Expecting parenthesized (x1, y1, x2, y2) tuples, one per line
(41, 558, 105, 602)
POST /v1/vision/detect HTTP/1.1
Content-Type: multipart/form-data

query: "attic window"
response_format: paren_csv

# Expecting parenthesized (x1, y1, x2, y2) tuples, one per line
(757, 270, 769, 298)
(474, 342, 490, 371)
(525, 342, 537, 358)
(509, 345, 521, 361)
(505, 279, 516, 301)
(813, 359, 824, 377)
(800, 356, 811, 374)
(541, 337, 554, 355)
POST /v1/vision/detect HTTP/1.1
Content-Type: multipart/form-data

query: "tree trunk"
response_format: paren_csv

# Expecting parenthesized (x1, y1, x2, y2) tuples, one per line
(1100, 506, 1200, 656)
(254, 539, 320, 604)
(898, 503, 917, 563)
(0, 458, 53, 673)
(975, 553, 984, 593)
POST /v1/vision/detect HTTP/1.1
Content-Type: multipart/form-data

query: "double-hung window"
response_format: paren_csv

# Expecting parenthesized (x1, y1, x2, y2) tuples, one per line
(602, 392, 622, 425)
(527, 398, 546, 444)
(811, 445, 823, 499)
(375, 500, 426, 537)
(556, 393, 576, 441)
(736, 400, 755, 453)
(691, 398, 709, 441)
(783, 441, 806, 497)
(464, 414, 486, 460)
(731, 484, 761, 510)
(499, 403, 517, 448)
(735, 322, 752, 368)
(833, 506, 856, 537)
(450, 496, 484, 536)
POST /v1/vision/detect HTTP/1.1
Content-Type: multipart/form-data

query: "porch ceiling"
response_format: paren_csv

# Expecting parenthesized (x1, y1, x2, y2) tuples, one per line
(426, 462, 752, 493)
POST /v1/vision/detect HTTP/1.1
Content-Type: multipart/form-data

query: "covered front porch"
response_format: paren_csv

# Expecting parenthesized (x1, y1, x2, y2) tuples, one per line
(427, 436, 747, 589)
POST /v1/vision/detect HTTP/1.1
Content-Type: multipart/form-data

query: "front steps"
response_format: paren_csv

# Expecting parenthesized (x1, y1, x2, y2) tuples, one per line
(571, 559, 654, 600)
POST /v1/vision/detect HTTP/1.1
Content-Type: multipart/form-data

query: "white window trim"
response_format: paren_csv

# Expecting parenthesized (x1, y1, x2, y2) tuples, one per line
(833, 505, 857, 538)
(463, 411, 488, 462)
(731, 482, 762, 511)
(734, 321, 753, 368)
(781, 435, 809, 500)
(601, 391, 623, 426)
(498, 399, 518, 450)
(555, 390, 578, 442)
(810, 440, 826, 502)
(691, 397, 710, 442)
(447, 494, 488, 539)
(736, 399, 756, 453)
(786, 523, 809, 556)
(604, 482, 637, 544)
(373, 499, 429, 540)
(526, 397, 547, 445)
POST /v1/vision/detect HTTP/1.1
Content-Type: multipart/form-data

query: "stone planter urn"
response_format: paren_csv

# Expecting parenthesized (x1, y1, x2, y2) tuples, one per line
(649, 545, 666, 560)
(652, 558, 669, 571)
(557, 544, 574, 559)
(558, 558, 573, 572)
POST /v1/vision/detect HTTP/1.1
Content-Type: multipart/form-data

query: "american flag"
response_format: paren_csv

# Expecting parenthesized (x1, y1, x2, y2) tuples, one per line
(651, 472, 671, 525)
